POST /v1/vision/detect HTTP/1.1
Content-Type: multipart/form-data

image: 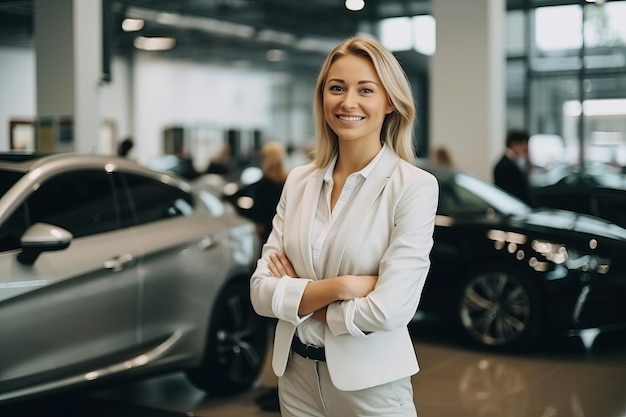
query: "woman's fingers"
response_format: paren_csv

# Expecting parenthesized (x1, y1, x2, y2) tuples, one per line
(269, 254, 284, 276)
(268, 260, 279, 277)
(268, 252, 296, 278)
(275, 252, 297, 277)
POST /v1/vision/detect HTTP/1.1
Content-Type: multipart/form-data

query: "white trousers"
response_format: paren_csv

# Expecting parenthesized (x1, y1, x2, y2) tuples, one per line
(278, 352, 418, 417)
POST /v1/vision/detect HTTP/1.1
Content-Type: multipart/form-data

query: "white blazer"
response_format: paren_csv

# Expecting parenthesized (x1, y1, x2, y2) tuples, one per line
(250, 147, 439, 391)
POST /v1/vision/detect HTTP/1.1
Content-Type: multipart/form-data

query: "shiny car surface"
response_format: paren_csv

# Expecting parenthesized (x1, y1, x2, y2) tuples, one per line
(533, 181, 626, 229)
(0, 153, 266, 403)
(417, 161, 626, 351)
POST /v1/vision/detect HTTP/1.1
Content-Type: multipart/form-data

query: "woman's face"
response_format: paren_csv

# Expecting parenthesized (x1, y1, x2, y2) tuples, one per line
(323, 54, 393, 145)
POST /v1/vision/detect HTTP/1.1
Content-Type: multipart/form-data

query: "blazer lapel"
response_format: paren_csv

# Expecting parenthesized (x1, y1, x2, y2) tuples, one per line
(325, 148, 399, 278)
(296, 168, 325, 280)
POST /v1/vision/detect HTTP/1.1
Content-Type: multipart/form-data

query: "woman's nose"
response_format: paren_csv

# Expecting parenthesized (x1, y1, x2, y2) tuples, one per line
(341, 91, 358, 109)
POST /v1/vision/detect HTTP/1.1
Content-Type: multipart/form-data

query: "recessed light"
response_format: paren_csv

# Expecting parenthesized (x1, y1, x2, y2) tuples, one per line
(133, 36, 176, 51)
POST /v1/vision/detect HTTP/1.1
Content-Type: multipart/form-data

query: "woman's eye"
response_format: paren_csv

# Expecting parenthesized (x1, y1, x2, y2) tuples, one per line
(361, 88, 374, 94)
(329, 85, 343, 92)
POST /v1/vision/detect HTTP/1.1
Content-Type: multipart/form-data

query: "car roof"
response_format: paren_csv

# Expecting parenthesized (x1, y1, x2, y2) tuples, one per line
(0, 152, 52, 171)
(0, 152, 185, 184)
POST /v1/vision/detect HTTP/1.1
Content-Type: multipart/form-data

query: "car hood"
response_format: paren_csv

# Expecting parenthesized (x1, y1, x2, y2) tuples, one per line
(509, 208, 626, 241)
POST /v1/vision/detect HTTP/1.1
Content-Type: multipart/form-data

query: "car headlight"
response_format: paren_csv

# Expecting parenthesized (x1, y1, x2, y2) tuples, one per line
(531, 239, 609, 274)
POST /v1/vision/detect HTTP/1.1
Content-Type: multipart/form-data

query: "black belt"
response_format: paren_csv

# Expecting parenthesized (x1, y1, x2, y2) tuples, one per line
(291, 335, 326, 362)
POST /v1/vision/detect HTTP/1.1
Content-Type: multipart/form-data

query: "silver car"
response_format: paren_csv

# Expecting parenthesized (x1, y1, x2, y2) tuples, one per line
(0, 153, 267, 403)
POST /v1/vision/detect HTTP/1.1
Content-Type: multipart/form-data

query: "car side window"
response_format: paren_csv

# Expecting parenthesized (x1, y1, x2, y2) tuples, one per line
(0, 204, 27, 252)
(0, 170, 121, 248)
(121, 173, 194, 226)
(26, 170, 121, 238)
(439, 184, 490, 216)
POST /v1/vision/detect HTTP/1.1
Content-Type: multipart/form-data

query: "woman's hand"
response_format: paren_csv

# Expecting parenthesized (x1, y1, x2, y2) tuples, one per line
(268, 252, 297, 278)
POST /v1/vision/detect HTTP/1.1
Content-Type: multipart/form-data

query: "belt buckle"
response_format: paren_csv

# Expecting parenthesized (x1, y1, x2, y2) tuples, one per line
(304, 343, 314, 360)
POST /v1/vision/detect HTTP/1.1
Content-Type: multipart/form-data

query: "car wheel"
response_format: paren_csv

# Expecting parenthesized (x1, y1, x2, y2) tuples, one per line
(185, 279, 268, 396)
(452, 265, 542, 351)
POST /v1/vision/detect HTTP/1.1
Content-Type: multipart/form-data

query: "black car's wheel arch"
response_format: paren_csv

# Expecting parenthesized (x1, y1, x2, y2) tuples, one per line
(448, 260, 546, 352)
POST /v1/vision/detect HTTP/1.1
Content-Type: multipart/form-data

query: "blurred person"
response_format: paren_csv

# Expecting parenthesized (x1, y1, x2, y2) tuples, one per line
(230, 140, 288, 243)
(493, 129, 534, 206)
(431, 145, 455, 168)
(206, 143, 234, 176)
(173, 144, 199, 180)
(117, 137, 134, 157)
(249, 35, 438, 416)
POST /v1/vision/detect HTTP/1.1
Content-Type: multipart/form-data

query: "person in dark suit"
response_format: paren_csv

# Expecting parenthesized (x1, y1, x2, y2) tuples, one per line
(493, 129, 534, 206)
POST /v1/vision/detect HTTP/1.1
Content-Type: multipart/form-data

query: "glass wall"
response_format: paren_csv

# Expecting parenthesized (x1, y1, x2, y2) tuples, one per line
(506, 0, 626, 186)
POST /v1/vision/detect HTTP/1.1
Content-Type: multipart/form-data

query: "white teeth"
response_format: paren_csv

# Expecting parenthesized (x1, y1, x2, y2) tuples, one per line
(338, 116, 363, 121)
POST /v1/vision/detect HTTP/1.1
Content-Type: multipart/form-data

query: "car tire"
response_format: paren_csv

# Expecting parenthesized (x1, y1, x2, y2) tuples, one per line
(451, 264, 542, 351)
(185, 279, 268, 396)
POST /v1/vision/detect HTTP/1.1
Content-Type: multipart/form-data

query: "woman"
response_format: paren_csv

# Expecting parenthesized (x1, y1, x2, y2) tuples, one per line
(229, 140, 288, 243)
(250, 35, 439, 416)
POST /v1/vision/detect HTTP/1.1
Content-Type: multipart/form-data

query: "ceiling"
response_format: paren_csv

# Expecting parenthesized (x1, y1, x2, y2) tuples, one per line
(0, 0, 432, 73)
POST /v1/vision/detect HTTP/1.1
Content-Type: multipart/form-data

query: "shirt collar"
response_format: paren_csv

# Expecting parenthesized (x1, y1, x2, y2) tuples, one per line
(323, 144, 387, 183)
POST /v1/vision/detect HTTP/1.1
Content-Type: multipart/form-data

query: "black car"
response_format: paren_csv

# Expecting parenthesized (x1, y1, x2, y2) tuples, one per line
(533, 174, 626, 229)
(417, 162, 626, 351)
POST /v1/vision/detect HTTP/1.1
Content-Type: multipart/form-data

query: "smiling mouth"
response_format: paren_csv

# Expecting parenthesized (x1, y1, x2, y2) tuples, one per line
(337, 115, 365, 122)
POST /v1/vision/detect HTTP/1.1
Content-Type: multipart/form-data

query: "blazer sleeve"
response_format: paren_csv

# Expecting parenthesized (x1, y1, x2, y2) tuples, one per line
(249, 167, 313, 325)
(326, 169, 439, 336)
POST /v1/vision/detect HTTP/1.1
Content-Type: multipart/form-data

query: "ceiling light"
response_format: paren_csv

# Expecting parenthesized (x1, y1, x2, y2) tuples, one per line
(133, 36, 176, 51)
(122, 18, 144, 32)
(156, 12, 181, 25)
(126, 6, 254, 39)
(257, 29, 296, 46)
(266, 49, 285, 62)
(345, 0, 365, 12)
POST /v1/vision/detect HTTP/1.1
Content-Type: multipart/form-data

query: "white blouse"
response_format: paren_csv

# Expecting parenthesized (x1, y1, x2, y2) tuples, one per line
(296, 145, 386, 347)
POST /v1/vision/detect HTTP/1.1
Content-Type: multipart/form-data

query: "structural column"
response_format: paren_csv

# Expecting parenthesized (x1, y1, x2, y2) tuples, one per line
(35, 0, 102, 153)
(430, 0, 505, 181)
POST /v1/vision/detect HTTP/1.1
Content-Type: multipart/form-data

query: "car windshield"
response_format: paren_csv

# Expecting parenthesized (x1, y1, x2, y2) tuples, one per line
(0, 170, 23, 197)
(439, 172, 531, 217)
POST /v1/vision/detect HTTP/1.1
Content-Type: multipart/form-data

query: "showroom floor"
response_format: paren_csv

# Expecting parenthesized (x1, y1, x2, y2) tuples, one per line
(3, 318, 626, 417)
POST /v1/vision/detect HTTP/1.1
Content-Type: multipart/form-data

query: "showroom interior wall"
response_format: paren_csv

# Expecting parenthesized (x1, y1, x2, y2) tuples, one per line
(0, 47, 35, 150)
(133, 53, 276, 167)
(0, 0, 313, 171)
(35, 0, 101, 154)
(0, 44, 308, 169)
(430, 0, 505, 181)
(0, 46, 134, 156)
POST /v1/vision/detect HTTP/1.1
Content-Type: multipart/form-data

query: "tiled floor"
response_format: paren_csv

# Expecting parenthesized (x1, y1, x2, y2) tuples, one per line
(4, 318, 626, 417)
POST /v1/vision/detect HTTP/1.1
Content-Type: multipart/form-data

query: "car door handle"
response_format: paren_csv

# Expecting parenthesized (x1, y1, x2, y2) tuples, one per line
(104, 253, 135, 272)
(198, 236, 217, 251)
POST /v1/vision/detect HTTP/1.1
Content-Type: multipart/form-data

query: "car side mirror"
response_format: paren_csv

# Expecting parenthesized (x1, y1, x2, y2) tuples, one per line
(17, 222, 73, 265)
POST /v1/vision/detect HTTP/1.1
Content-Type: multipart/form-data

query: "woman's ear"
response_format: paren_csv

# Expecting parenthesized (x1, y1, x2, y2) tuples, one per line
(386, 102, 394, 114)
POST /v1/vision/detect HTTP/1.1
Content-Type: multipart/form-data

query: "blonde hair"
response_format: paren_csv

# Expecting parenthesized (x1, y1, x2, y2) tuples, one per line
(312, 35, 416, 168)
(260, 141, 288, 183)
